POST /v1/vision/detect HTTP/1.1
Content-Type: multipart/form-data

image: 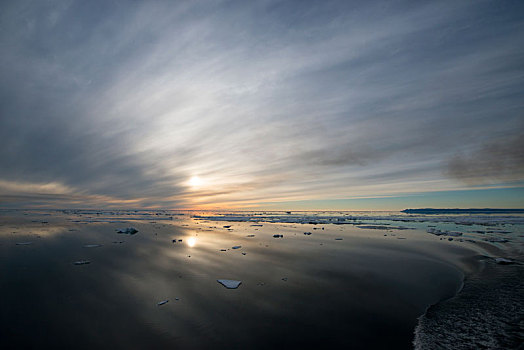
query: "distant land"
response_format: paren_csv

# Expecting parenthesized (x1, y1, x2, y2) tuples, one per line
(402, 208, 524, 214)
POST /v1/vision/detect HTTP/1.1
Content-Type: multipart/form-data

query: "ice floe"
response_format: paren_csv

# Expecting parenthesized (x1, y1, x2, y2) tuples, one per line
(358, 225, 413, 230)
(73, 260, 90, 265)
(116, 227, 138, 234)
(217, 279, 242, 289)
(494, 258, 514, 265)
(426, 228, 463, 237)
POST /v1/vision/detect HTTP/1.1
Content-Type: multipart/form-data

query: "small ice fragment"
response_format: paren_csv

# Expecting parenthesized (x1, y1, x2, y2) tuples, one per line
(495, 258, 514, 265)
(232, 245, 241, 249)
(73, 260, 90, 265)
(217, 279, 242, 289)
(16, 242, 33, 245)
(157, 300, 169, 306)
(83, 244, 102, 248)
(117, 227, 138, 235)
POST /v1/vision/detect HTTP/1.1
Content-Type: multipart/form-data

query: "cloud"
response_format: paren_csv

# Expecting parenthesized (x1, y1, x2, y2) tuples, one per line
(1, 0, 523, 208)
(446, 135, 524, 185)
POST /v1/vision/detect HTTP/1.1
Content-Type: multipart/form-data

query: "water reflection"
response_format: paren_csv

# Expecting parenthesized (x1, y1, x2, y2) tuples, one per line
(187, 236, 197, 247)
(0, 210, 484, 349)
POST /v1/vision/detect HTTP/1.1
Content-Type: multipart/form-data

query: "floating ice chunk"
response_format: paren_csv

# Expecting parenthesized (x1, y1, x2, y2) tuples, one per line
(16, 242, 33, 245)
(157, 300, 169, 306)
(357, 225, 391, 230)
(83, 244, 102, 248)
(447, 231, 462, 237)
(426, 228, 462, 237)
(117, 227, 138, 234)
(73, 260, 90, 265)
(358, 225, 413, 230)
(484, 237, 509, 243)
(217, 279, 242, 289)
(232, 245, 241, 249)
(495, 258, 514, 264)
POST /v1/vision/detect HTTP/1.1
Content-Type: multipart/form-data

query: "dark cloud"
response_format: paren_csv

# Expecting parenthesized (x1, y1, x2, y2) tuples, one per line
(446, 135, 524, 185)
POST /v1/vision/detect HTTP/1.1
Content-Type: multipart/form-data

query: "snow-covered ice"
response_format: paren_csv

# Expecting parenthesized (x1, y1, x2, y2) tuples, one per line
(217, 279, 242, 289)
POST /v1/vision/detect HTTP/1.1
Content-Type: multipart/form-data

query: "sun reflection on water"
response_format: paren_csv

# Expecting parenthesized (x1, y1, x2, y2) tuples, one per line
(187, 237, 197, 247)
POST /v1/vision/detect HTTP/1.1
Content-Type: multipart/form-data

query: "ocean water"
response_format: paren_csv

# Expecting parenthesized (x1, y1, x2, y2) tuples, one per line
(0, 209, 522, 349)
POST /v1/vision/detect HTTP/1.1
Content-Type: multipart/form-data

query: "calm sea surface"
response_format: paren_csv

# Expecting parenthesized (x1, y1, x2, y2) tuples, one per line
(0, 210, 522, 349)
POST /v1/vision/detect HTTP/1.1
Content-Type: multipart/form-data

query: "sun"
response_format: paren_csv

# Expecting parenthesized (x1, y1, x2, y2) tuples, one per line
(188, 176, 202, 188)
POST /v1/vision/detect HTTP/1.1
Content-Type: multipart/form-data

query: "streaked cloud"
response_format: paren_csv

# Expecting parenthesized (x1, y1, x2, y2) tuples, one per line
(1, 0, 523, 209)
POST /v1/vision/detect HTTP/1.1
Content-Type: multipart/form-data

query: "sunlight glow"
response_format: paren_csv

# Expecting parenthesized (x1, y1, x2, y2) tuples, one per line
(188, 176, 202, 188)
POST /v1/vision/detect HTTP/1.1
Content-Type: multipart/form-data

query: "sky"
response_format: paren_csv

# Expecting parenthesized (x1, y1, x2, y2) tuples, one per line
(0, 0, 523, 210)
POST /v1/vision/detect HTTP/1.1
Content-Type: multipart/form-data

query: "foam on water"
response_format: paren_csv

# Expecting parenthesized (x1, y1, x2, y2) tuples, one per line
(414, 259, 524, 349)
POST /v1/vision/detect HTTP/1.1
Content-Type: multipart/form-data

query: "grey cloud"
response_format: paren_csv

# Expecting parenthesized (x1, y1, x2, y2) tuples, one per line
(446, 135, 524, 185)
